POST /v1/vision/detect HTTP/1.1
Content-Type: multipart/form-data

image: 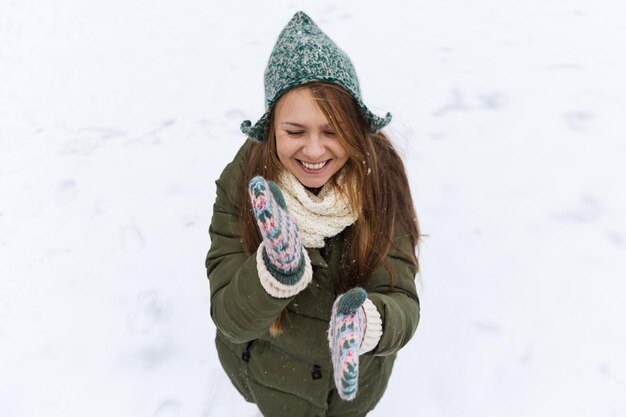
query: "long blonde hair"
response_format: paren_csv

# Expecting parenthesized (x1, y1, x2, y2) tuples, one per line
(238, 82, 420, 335)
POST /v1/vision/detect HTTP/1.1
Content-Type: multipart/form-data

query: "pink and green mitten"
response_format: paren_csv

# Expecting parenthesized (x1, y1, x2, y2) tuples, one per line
(328, 287, 368, 401)
(248, 176, 305, 284)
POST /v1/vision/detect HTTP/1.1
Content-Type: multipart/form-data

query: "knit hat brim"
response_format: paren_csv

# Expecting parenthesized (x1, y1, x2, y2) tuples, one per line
(240, 80, 392, 142)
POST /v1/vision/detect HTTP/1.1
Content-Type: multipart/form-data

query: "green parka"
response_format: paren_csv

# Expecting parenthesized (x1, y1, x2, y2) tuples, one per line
(206, 140, 420, 417)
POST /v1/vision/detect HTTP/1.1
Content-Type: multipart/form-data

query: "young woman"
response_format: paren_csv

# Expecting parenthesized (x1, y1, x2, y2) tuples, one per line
(206, 11, 421, 417)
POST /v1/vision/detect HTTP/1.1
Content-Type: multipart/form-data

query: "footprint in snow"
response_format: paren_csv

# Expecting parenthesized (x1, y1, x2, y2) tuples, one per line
(152, 400, 181, 417)
(55, 180, 76, 205)
(564, 111, 594, 131)
(606, 230, 625, 248)
(225, 109, 247, 120)
(128, 290, 161, 333)
(119, 224, 145, 252)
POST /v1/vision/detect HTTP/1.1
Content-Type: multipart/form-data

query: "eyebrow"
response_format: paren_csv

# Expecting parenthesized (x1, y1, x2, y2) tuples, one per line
(280, 122, 333, 129)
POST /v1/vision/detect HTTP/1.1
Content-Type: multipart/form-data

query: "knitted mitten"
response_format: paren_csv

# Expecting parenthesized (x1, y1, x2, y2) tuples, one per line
(328, 287, 368, 401)
(249, 176, 305, 284)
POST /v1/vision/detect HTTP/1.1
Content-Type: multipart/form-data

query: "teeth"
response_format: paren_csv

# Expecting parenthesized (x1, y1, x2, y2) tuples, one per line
(301, 160, 327, 170)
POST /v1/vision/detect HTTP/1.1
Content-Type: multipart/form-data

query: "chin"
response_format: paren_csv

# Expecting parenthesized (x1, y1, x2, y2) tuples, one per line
(297, 177, 329, 189)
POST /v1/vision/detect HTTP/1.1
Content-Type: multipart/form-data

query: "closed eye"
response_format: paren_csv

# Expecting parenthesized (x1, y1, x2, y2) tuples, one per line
(286, 130, 304, 136)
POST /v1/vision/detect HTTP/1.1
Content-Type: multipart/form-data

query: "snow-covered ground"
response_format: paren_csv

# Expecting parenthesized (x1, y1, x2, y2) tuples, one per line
(1, 1, 625, 416)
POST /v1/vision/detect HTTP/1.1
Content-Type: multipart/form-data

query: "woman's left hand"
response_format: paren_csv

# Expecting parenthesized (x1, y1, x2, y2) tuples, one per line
(328, 287, 368, 401)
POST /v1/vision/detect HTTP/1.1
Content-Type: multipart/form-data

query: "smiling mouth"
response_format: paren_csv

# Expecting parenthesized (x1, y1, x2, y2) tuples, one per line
(298, 159, 330, 172)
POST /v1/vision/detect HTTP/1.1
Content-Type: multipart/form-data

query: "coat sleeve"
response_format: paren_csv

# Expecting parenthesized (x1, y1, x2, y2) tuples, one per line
(365, 220, 421, 356)
(205, 143, 295, 344)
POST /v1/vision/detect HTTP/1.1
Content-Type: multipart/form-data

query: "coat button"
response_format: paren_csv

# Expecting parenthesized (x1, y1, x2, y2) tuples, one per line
(311, 364, 322, 380)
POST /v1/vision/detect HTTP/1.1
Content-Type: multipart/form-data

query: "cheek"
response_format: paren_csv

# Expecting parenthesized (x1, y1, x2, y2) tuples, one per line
(332, 143, 349, 163)
(336, 155, 349, 171)
(275, 136, 294, 165)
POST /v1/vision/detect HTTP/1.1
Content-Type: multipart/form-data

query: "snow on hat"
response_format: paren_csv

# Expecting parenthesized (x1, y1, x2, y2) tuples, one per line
(240, 11, 392, 142)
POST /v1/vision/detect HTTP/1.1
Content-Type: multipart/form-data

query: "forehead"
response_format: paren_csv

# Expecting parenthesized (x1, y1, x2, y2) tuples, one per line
(274, 88, 327, 120)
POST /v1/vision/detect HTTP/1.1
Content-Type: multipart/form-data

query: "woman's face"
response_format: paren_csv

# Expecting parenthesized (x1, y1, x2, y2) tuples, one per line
(273, 87, 349, 189)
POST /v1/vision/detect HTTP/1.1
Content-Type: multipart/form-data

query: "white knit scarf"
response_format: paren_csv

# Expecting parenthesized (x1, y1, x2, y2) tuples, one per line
(278, 171, 358, 248)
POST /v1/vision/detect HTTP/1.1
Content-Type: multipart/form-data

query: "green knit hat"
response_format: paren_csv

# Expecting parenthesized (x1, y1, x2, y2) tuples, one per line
(240, 11, 392, 142)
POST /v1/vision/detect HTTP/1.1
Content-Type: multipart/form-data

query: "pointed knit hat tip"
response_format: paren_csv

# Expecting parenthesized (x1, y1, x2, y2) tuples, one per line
(291, 10, 313, 24)
(240, 11, 392, 142)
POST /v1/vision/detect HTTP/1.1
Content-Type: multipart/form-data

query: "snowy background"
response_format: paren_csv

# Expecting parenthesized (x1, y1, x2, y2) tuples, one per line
(1, 1, 626, 416)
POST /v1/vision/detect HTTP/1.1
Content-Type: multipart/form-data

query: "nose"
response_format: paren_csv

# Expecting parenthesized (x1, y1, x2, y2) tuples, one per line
(302, 134, 325, 161)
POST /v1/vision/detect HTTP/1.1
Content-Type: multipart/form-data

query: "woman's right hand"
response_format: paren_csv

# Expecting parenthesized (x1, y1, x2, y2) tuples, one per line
(249, 176, 305, 285)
